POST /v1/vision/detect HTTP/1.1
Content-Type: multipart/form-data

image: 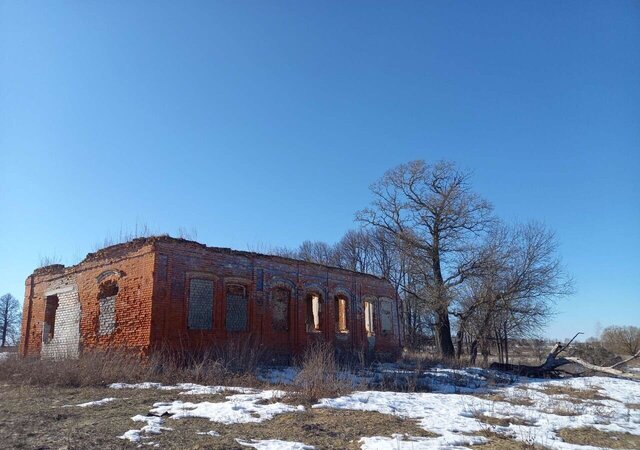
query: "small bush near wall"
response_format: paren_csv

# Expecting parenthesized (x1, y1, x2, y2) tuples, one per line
(290, 342, 353, 404)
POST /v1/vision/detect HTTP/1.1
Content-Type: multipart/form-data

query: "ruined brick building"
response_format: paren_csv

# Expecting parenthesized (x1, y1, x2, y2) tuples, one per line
(19, 237, 402, 362)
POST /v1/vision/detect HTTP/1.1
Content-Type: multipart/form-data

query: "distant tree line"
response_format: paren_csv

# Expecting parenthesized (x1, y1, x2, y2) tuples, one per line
(270, 160, 574, 362)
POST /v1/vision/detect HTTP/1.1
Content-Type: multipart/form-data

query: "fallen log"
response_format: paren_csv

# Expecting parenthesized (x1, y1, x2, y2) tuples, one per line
(490, 333, 640, 380)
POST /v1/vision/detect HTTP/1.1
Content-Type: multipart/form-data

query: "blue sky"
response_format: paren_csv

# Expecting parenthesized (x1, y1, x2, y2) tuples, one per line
(1, 1, 638, 340)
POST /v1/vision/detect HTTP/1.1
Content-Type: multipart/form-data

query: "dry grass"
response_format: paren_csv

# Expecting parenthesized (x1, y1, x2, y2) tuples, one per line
(151, 408, 437, 449)
(626, 403, 640, 410)
(556, 427, 640, 449)
(475, 431, 546, 449)
(0, 340, 266, 389)
(399, 349, 474, 369)
(287, 342, 354, 405)
(479, 392, 535, 407)
(538, 384, 611, 402)
(542, 404, 582, 417)
(0, 382, 188, 449)
(473, 413, 537, 428)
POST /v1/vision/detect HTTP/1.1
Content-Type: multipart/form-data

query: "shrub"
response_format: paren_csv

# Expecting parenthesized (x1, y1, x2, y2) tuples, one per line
(601, 326, 640, 356)
(292, 342, 352, 404)
(571, 341, 620, 367)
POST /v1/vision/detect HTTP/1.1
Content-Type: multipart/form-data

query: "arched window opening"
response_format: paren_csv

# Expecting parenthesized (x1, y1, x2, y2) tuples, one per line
(335, 296, 348, 333)
(226, 284, 248, 332)
(98, 280, 119, 336)
(43, 295, 59, 343)
(271, 287, 290, 331)
(364, 299, 375, 336)
(379, 298, 394, 335)
(305, 293, 322, 332)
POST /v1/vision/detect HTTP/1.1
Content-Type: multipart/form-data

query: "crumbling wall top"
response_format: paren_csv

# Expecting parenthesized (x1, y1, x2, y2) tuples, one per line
(33, 264, 66, 276)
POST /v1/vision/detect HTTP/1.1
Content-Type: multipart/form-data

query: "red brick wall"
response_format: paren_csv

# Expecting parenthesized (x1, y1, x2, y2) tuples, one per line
(19, 237, 402, 361)
(20, 243, 156, 357)
(150, 240, 401, 361)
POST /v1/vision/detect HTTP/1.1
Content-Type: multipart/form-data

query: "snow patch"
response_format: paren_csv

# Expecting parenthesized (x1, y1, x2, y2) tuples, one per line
(109, 381, 256, 395)
(315, 375, 640, 450)
(118, 415, 172, 443)
(110, 382, 163, 390)
(150, 390, 302, 424)
(236, 438, 315, 449)
(359, 434, 486, 449)
(196, 430, 220, 437)
(65, 397, 117, 407)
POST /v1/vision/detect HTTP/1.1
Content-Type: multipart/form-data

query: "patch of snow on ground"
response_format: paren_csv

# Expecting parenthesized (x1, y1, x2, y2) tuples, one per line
(236, 438, 315, 449)
(314, 390, 487, 449)
(110, 382, 163, 390)
(109, 371, 639, 449)
(109, 381, 255, 395)
(359, 434, 484, 450)
(149, 390, 303, 425)
(65, 397, 117, 407)
(196, 430, 220, 437)
(119, 415, 172, 443)
(315, 375, 640, 450)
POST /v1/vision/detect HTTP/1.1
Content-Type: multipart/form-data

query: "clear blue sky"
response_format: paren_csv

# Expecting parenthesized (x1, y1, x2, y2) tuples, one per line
(1, 1, 638, 340)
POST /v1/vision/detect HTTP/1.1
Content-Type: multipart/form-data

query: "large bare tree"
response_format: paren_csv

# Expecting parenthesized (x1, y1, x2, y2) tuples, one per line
(0, 293, 21, 347)
(357, 160, 494, 357)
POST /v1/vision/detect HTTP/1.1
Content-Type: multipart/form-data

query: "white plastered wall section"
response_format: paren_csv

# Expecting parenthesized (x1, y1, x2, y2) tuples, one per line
(41, 282, 81, 359)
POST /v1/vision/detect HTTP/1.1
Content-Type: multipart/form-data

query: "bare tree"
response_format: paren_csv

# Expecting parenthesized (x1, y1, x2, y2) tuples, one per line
(456, 221, 572, 364)
(601, 325, 640, 356)
(258, 240, 338, 265)
(357, 160, 494, 357)
(297, 240, 337, 266)
(0, 293, 21, 347)
(334, 229, 374, 273)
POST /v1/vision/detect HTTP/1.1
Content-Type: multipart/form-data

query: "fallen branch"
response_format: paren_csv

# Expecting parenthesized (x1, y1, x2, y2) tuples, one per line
(490, 335, 640, 380)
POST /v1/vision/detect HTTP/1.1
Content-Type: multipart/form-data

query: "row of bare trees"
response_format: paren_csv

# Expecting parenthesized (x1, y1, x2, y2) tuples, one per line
(272, 160, 573, 361)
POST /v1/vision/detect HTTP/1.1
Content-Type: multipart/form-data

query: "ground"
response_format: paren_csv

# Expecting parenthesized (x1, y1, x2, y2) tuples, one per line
(0, 366, 639, 450)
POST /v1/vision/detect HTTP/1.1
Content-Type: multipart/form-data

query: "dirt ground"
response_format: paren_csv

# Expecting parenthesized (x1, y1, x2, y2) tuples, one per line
(1, 381, 638, 450)
(0, 383, 432, 449)
(0, 382, 554, 450)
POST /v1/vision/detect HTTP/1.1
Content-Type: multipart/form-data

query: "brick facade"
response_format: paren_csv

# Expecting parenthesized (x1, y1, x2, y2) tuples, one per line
(19, 237, 402, 361)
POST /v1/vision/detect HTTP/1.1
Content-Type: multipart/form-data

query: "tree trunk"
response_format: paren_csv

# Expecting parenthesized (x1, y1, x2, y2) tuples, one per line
(435, 309, 455, 357)
(481, 339, 490, 366)
(470, 339, 478, 365)
(503, 322, 509, 365)
(1, 301, 7, 347)
(455, 327, 465, 360)
(432, 241, 455, 358)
